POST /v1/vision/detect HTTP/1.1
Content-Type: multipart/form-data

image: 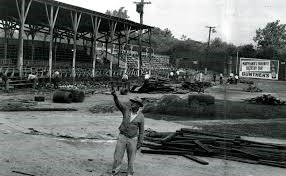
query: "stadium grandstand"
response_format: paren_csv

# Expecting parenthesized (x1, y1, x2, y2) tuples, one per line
(0, 0, 171, 84)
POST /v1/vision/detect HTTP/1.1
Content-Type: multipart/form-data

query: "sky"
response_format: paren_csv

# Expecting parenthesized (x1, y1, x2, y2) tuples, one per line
(57, 0, 286, 46)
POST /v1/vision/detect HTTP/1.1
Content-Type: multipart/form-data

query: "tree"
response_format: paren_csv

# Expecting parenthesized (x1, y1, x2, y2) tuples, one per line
(180, 34, 187, 41)
(254, 20, 286, 49)
(239, 44, 256, 58)
(106, 7, 129, 19)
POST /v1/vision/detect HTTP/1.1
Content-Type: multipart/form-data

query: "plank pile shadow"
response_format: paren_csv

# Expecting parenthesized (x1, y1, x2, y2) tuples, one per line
(142, 128, 286, 168)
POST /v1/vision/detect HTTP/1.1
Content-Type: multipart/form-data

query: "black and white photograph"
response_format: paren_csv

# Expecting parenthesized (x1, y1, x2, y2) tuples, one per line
(0, 0, 286, 175)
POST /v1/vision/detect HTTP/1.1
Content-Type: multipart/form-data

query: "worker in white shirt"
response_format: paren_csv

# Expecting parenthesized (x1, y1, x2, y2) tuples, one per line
(27, 73, 38, 89)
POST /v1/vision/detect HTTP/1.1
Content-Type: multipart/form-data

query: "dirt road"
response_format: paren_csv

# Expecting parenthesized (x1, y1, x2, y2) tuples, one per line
(1, 81, 286, 176)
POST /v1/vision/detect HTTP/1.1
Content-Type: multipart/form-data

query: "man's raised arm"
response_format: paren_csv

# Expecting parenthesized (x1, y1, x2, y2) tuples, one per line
(111, 87, 126, 112)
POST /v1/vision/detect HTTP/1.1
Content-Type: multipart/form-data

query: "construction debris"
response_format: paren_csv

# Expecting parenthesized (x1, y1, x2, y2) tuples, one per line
(142, 128, 286, 168)
(0, 99, 37, 111)
(244, 84, 262, 92)
(245, 94, 285, 105)
(53, 89, 85, 103)
(143, 95, 215, 116)
(132, 78, 174, 93)
(181, 81, 212, 92)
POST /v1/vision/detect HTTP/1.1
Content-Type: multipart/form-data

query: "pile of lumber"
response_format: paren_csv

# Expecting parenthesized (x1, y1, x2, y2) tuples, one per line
(245, 94, 285, 105)
(244, 85, 262, 92)
(136, 78, 174, 93)
(142, 128, 286, 168)
(53, 89, 85, 103)
(181, 81, 212, 92)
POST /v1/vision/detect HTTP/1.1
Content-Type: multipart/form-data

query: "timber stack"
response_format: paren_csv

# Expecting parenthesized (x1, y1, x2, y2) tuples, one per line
(142, 128, 286, 168)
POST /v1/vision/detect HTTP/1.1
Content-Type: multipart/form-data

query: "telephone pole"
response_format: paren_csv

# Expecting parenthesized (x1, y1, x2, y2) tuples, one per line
(134, 0, 151, 76)
(205, 26, 216, 73)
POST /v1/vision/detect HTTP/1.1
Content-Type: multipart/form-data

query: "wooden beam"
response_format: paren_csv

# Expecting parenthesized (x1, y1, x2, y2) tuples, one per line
(45, 4, 60, 80)
(123, 25, 131, 73)
(16, 0, 33, 78)
(109, 21, 117, 77)
(71, 11, 82, 82)
(91, 16, 101, 78)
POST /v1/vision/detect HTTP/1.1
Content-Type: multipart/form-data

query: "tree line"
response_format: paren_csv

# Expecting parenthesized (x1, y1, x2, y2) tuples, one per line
(107, 8, 286, 70)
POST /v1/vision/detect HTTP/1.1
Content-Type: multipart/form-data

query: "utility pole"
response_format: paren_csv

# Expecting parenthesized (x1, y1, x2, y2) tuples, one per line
(134, 0, 151, 76)
(205, 26, 216, 73)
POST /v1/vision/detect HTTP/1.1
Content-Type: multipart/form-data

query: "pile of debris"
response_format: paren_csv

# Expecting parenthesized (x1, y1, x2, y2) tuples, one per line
(244, 84, 262, 92)
(132, 77, 174, 93)
(142, 95, 215, 117)
(142, 128, 286, 168)
(53, 89, 85, 103)
(245, 94, 285, 105)
(0, 98, 37, 111)
(181, 81, 212, 92)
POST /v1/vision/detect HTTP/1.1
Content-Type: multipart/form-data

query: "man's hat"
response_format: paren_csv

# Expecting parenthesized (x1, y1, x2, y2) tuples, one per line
(130, 97, 143, 107)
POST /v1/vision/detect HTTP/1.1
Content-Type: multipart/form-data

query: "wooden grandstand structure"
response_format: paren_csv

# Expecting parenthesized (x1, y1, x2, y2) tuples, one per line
(0, 0, 171, 81)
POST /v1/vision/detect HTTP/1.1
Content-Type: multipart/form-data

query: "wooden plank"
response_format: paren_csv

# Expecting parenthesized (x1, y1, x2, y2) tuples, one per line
(161, 132, 176, 143)
(183, 154, 209, 165)
(141, 149, 192, 155)
(194, 140, 213, 153)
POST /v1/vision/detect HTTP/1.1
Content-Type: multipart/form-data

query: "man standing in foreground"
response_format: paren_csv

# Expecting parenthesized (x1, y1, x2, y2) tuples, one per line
(111, 87, 144, 176)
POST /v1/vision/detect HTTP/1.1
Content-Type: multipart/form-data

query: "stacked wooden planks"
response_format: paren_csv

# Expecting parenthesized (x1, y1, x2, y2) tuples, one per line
(142, 128, 286, 168)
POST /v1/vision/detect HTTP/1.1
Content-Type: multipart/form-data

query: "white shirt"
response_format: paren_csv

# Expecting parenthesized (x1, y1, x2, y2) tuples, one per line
(130, 108, 142, 122)
(144, 74, 150, 80)
(28, 74, 37, 80)
(130, 112, 139, 122)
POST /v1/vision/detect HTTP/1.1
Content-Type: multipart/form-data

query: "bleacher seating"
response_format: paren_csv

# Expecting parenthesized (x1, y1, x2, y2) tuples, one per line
(0, 38, 171, 79)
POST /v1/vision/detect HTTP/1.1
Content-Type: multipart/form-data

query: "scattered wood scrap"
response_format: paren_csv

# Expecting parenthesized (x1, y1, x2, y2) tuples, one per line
(142, 128, 286, 168)
(245, 94, 285, 105)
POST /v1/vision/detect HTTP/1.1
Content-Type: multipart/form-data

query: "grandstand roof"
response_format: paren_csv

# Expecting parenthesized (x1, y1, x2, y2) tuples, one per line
(0, 0, 153, 33)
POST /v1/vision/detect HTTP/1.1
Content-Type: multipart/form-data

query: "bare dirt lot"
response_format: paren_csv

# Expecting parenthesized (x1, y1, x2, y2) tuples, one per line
(1, 80, 286, 176)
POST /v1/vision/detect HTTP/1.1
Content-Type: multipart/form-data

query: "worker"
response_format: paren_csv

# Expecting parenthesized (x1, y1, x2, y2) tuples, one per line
(52, 71, 60, 89)
(111, 87, 144, 176)
(219, 73, 223, 85)
(27, 73, 38, 89)
(170, 71, 174, 81)
(0, 72, 9, 92)
(234, 74, 239, 84)
(122, 72, 129, 89)
(213, 73, 216, 82)
(198, 71, 204, 93)
(144, 71, 150, 80)
(144, 71, 150, 85)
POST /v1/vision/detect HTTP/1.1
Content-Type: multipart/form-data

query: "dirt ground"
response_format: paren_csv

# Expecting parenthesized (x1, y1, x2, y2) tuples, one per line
(1, 80, 286, 176)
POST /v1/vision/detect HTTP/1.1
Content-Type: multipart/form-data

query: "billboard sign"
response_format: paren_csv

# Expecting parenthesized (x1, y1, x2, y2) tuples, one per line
(239, 58, 279, 80)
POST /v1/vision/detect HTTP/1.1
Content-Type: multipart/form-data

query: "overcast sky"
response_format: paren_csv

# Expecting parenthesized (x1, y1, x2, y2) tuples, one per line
(58, 0, 286, 46)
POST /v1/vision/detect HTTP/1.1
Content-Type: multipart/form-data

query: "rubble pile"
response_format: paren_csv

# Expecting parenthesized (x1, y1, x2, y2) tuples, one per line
(245, 94, 285, 105)
(132, 78, 174, 93)
(181, 81, 212, 92)
(244, 84, 262, 92)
